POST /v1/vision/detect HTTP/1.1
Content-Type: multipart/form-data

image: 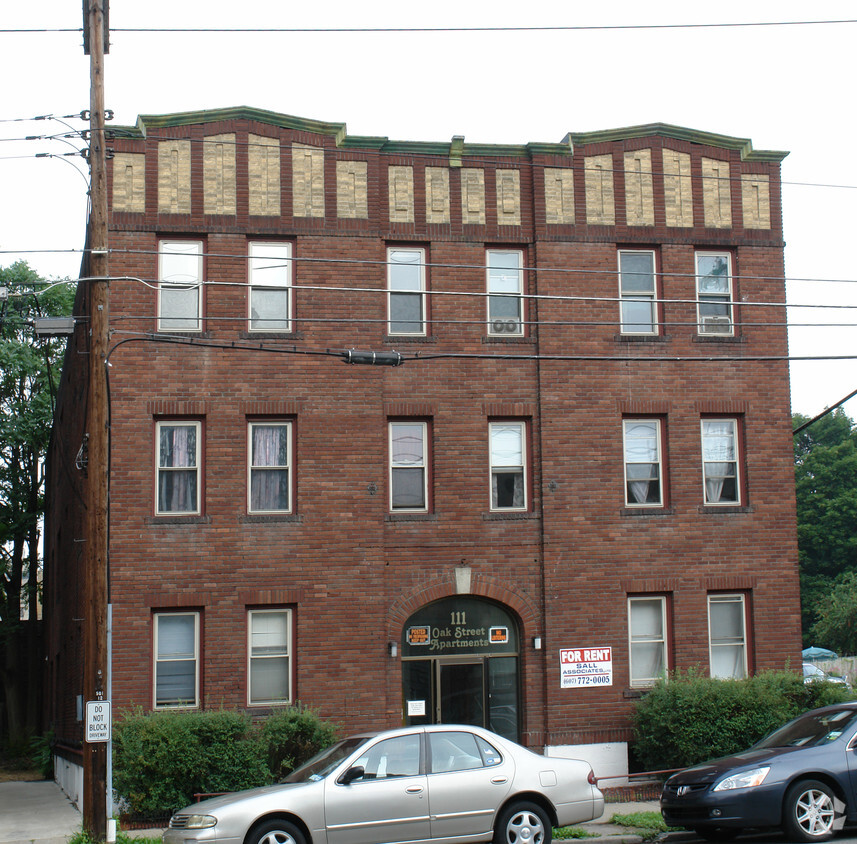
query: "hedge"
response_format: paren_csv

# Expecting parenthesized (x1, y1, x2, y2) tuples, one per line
(113, 706, 338, 817)
(632, 669, 853, 772)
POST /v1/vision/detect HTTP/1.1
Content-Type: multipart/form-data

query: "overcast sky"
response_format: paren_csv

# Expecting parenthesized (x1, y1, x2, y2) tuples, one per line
(2, 1, 856, 419)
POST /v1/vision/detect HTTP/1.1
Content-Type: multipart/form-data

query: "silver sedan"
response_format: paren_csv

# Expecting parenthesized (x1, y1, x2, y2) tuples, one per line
(163, 723, 604, 844)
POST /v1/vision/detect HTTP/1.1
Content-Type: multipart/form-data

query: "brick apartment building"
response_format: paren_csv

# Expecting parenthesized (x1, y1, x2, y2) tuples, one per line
(43, 107, 801, 796)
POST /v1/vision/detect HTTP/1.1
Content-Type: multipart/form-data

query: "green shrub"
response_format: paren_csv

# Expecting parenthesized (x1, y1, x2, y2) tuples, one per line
(113, 706, 339, 817)
(257, 705, 340, 781)
(632, 669, 853, 772)
(113, 709, 268, 816)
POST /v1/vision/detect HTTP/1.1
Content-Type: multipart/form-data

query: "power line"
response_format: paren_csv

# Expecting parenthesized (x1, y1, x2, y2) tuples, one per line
(102, 329, 857, 364)
(105, 19, 857, 34)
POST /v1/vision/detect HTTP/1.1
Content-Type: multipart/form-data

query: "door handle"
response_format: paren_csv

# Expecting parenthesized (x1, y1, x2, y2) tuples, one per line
(491, 776, 508, 784)
(406, 785, 424, 794)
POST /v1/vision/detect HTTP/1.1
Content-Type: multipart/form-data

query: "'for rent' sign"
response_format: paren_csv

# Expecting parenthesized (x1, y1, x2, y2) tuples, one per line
(559, 647, 613, 688)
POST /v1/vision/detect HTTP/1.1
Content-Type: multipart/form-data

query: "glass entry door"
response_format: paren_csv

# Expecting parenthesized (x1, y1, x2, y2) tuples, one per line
(439, 661, 484, 726)
(401, 597, 521, 741)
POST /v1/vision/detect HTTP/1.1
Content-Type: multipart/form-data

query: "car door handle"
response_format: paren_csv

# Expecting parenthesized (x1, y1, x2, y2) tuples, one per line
(406, 785, 424, 794)
(491, 776, 509, 784)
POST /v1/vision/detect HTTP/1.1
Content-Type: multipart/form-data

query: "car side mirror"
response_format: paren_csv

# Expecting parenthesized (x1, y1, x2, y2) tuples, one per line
(340, 765, 365, 785)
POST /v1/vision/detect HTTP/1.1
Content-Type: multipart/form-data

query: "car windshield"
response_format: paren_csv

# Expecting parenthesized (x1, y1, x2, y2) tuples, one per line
(283, 736, 371, 783)
(756, 709, 857, 749)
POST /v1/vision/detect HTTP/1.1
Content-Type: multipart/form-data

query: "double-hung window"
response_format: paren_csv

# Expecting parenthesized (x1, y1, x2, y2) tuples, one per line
(389, 421, 428, 511)
(248, 422, 292, 513)
(623, 419, 663, 506)
(388, 248, 426, 335)
(249, 242, 292, 332)
(156, 421, 201, 515)
(701, 418, 741, 505)
(248, 609, 292, 706)
(154, 612, 199, 708)
(628, 597, 668, 687)
(489, 421, 527, 511)
(708, 594, 748, 679)
(619, 250, 657, 334)
(487, 250, 524, 335)
(696, 252, 733, 335)
(158, 241, 203, 331)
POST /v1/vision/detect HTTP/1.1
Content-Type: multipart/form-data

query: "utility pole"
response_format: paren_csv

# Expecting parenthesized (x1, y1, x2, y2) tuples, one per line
(83, 0, 110, 839)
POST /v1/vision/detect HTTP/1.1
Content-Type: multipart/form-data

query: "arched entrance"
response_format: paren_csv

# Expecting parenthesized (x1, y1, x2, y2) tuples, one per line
(401, 597, 520, 741)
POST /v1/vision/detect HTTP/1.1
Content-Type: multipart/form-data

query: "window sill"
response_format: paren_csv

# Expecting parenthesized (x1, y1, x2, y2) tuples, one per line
(698, 504, 753, 515)
(386, 512, 438, 522)
(383, 335, 437, 344)
(614, 333, 668, 343)
(693, 334, 744, 344)
(155, 330, 211, 338)
(146, 515, 211, 525)
(623, 688, 649, 699)
(620, 507, 675, 518)
(239, 331, 304, 341)
(482, 510, 539, 521)
(241, 513, 303, 524)
(482, 335, 535, 344)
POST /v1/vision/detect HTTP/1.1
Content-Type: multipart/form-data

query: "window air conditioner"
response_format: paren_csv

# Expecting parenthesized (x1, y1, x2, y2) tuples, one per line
(699, 315, 732, 334)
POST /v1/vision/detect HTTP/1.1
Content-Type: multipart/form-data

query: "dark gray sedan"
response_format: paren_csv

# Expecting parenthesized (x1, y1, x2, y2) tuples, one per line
(661, 703, 857, 842)
(164, 724, 604, 844)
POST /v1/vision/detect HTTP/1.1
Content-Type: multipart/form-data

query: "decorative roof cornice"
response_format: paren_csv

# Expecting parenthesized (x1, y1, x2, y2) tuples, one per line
(109, 108, 787, 162)
(564, 122, 788, 162)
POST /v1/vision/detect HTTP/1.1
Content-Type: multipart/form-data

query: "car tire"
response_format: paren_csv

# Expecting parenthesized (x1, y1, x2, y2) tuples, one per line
(246, 818, 307, 844)
(782, 779, 838, 842)
(493, 801, 552, 844)
(692, 827, 743, 841)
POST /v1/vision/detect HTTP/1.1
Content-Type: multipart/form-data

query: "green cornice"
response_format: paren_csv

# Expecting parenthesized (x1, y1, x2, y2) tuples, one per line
(109, 108, 787, 162)
(564, 123, 788, 162)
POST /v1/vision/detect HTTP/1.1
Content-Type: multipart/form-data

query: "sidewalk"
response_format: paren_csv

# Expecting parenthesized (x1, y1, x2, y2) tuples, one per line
(0, 780, 676, 844)
(581, 799, 665, 842)
(0, 781, 80, 844)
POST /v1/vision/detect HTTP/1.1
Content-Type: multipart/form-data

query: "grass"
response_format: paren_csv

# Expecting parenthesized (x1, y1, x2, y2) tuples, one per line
(68, 830, 162, 844)
(611, 810, 684, 840)
(553, 827, 599, 839)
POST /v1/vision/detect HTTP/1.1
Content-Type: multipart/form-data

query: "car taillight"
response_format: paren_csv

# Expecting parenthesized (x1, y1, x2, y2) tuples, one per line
(588, 769, 597, 786)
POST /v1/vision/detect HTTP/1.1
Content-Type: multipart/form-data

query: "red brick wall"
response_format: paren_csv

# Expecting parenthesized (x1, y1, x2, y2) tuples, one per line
(45, 113, 801, 751)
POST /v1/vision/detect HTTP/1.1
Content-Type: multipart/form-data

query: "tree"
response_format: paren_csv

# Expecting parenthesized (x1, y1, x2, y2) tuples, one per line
(810, 570, 857, 655)
(793, 408, 857, 645)
(0, 262, 74, 750)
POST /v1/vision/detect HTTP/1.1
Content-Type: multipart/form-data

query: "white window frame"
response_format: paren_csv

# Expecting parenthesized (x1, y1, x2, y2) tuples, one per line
(701, 418, 741, 506)
(155, 420, 201, 515)
(247, 608, 292, 707)
(248, 241, 293, 332)
(696, 252, 734, 336)
(708, 593, 748, 679)
(387, 247, 426, 336)
(154, 611, 200, 709)
(623, 419, 663, 507)
(618, 249, 657, 335)
(487, 249, 524, 336)
(628, 596, 668, 688)
(389, 421, 429, 512)
(248, 421, 293, 514)
(158, 240, 203, 332)
(489, 421, 528, 511)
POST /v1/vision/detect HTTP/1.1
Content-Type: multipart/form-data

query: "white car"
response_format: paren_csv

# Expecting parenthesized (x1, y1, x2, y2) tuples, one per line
(164, 723, 604, 844)
(802, 662, 850, 687)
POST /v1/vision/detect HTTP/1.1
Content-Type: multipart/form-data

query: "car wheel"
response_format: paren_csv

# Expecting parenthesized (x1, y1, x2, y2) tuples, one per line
(246, 818, 307, 844)
(493, 801, 552, 844)
(693, 827, 743, 841)
(782, 779, 838, 842)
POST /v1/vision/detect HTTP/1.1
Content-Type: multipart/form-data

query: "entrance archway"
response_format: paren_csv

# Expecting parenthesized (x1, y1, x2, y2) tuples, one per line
(401, 597, 520, 741)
